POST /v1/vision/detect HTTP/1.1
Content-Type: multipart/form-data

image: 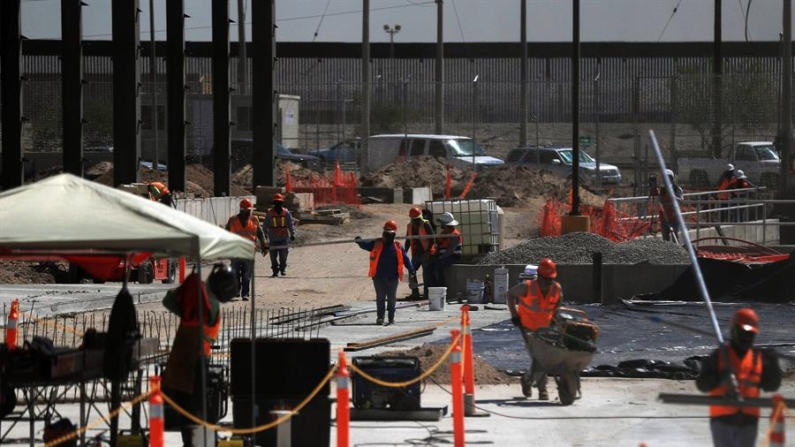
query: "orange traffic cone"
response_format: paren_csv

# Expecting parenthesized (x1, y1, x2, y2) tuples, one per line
(769, 394, 785, 447)
(5, 299, 19, 351)
(336, 352, 350, 447)
(149, 376, 164, 447)
(461, 305, 488, 417)
(450, 329, 465, 447)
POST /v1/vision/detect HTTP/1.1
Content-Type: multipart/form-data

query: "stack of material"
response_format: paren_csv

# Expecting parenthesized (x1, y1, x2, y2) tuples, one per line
(295, 208, 349, 225)
(255, 186, 285, 212)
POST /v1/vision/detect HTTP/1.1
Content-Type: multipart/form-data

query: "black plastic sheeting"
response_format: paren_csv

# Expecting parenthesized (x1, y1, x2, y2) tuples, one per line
(470, 302, 795, 379)
(636, 254, 795, 303)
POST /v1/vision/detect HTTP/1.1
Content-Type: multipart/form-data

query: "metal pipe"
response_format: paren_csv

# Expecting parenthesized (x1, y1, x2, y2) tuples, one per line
(571, 0, 581, 215)
(519, 0, 527, 147)
(149, 0, 159, 171)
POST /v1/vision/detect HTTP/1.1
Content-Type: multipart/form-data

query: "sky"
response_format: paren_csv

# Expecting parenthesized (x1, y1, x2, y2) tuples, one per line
(19, 0, 792, 43)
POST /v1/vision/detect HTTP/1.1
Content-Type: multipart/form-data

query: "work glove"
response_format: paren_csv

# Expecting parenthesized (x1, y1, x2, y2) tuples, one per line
(260, 242, 269, 257)
(511, 316, 521, 327)
(408, 273, 419, 289)
(354, 236, 363, 243)
(290, 235, 296, 242)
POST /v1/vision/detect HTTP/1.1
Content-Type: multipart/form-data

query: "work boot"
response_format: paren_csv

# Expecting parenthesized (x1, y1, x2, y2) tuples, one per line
(376, 317, 384, 326)
(537, 386, 549, 401)
(520, 374, 532, 398)
(409, 288, 422, 300)
(271, 269, 279, 278)
(280, 268, 286, 276)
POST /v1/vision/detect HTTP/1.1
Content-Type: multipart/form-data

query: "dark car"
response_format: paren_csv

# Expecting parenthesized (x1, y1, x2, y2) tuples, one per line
(230, 138, 322, 172)
(309, 139, 360, 169)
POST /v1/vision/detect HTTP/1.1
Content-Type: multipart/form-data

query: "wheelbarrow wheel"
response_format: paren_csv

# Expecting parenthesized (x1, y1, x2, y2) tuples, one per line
(556, 373, 577, 406)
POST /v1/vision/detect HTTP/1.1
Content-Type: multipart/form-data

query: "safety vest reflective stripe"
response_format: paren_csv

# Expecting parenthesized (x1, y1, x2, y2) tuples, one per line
(368, 240, 405, 282)
(710, 350, 763, 418)
(337, 376, 349, 389)
(7, 319, 17, 329)
(269, 209, 289, 237)
(517, 280, 561, 331)
(229, 215, 259, 242)
(451, 351, 461, 364)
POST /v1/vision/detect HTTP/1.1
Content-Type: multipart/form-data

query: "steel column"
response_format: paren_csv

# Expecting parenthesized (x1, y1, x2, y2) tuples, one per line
(167, 0, 186, 193)
(212, 0, 231, 196)
(519, 0, 527, 147)
(252, 0, 276, 188)
(434, 0, 444, 135)
(61, 0, 84, 177)
(112, 0, 142, 186)
(1, 0, 23, 189)
(570, 0, 581, 215)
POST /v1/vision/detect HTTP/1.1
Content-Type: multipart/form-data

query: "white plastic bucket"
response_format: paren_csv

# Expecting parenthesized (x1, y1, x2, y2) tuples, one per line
(428, 287, 447, 311)
(466, 280, 485, 304)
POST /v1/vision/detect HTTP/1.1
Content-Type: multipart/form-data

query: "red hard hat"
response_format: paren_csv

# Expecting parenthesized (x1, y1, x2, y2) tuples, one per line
(239, 198, 253, 210)
(538, 258, 557, 279)
(273, 193, 284, 202)
(409, 207, 422, 218)
(383, 220, 398, 232)
(733, 308, 759, 333)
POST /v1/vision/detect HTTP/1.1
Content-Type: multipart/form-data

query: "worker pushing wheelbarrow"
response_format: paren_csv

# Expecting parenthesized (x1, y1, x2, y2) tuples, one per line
(507, 259, 599, 405)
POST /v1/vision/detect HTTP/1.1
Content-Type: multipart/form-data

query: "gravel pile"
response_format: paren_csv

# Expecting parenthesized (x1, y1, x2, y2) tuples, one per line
(478, 232, 690, 265)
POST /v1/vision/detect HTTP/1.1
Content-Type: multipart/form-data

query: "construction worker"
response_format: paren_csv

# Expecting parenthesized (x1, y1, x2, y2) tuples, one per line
(425, 212, 462, 289)
(696, 308, 781, 447)
(225, 198, 268, 300)
(717, 164, 737, 222)
(264, 193, 296, 277)
(658, 169, 684, 243)
(146, 181, 175, 207)
(405, 206, 435, 299)
(161, 264, 236, 446)
(355, 220, 417, 326)
(506, 258, 562, 401)
(729, 170, 754, 221)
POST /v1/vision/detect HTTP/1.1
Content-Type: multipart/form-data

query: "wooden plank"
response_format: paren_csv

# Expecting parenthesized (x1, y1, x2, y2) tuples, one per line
(343, 328, 437, 352)
(346, 324, 440, 347)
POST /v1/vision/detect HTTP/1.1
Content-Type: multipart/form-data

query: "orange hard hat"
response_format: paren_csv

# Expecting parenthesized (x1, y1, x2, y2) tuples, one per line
(732, 308, 759, 333)
(538, 258, 557, 279)
(409, 207, 422, 218)
(240, 198, 253, 210)
(383, 220, 398, 232)
(273, 193, 284, 202)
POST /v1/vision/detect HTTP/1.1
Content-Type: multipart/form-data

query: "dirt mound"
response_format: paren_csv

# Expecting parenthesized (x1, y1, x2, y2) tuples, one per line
(0, 261, 68, 284)
(233, 162, 322, 188)
(359, 156, 469, 196)
(379, 343, 516, 385)
(92, 163, 249, 197)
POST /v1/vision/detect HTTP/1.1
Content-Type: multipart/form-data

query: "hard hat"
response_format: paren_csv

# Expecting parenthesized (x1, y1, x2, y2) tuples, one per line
(523, 264, 538, 277)
(736, 170, 747, 180)
(239, 198, 253, 210)
(207, 263, 239, 303)
(273, 193, 284, 202)
(409, 207, 422, 218)
(665, 169, 675, 180)
(383, 220, 398, 232)
(726, 163, 735, 171)
(538, 258, 557, 279)
(732, 308, 759, 333)
(436, 212, 459, 226)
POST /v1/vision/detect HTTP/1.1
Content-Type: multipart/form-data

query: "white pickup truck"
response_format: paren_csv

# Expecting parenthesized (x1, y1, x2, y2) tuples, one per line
(676, 141, 780, 188)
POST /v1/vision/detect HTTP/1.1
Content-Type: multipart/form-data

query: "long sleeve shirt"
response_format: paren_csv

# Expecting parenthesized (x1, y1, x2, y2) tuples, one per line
(263, 208, 296, 242)
(356, 238, 415, 280)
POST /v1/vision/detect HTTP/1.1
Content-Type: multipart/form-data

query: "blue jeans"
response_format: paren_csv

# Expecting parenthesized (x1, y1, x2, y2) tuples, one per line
(710, 418, 758, 447)
(372, 277, 399, 321)
(232, 259, 251, 298)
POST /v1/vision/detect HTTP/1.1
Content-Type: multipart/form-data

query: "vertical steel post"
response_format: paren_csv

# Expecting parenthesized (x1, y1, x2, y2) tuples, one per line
(167, 0, 186, 193)
(362, 0, 371, 169)
(252, 0, 276, 188)
(112, 0, 142, 187)
(712, 0, 723, 159)
(1, 0, 23, 189)
(435, 0, 444, 134)
(782, 0, 792, 196)
(62, 0, 84, 178)
(520, 0, 528, 147)
(237, 0, 247, 95)
(212, 0, 231, 196)
(571, 0, 581, 215)
(149, 0, 160, 170)
(595, 61, 601, 187)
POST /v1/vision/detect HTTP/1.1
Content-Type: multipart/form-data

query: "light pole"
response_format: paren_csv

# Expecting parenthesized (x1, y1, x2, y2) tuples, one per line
(383, 24, 401, 59)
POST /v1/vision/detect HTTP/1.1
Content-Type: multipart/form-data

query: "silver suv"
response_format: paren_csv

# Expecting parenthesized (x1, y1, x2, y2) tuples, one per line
(506, 145, 622, 185)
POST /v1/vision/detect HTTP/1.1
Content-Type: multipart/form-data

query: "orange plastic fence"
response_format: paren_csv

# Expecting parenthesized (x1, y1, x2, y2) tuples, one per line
(291, 163, 360, 206)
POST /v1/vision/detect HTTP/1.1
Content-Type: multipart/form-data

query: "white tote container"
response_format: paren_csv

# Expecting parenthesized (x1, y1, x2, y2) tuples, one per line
(493, 267, 510, 304)
(428, 287, 447, 311)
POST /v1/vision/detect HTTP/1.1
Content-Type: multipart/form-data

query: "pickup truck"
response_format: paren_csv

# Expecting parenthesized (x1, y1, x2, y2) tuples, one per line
(676, 141, 780, 188)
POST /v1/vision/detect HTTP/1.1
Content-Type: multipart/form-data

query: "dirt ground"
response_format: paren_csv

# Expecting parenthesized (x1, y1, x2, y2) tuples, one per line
(380, 344, 516, 385)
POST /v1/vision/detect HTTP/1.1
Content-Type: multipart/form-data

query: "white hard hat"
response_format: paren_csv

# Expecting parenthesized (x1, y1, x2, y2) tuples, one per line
(524, 264, 538, 276)
(736, 170, 747, 179)
(665, 169, 675, 179)
(436, 212, 459, 226)
(726, 163, 735, 171)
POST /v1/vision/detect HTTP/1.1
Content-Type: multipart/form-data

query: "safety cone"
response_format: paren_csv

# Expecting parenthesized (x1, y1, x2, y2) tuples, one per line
(5, 299, 19, 351)
(149, 376, 165, 447)
(450, 329, 465, 447)
(336, 352, 350, 447)
(769, 394, 785, 447)
(461, 305, 489, 417)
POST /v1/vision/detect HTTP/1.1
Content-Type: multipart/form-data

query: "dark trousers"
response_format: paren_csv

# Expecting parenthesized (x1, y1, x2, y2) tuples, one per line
(710, 418, 758, 447)
(163, 362, 215, 447)
(269, 239, 289, 272)
(426, 255, 459, 288)
(661, 219, 680, 243)
(373, 277, 399, 321)
(411, 253, 429, 295)
(232, 259, 251, 298)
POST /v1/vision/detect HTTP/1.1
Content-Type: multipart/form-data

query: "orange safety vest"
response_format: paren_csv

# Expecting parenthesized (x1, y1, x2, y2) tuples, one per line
(368, 239, 405, 281)
(436, 228, 462, 254)
(268, 208, 289, 238)
(517, 280, 561, 331)
(177, 275, 221, 356)
(709, 348, 763, 418)
(406, 220, 433, 255)
(228, 214, 260, 242)
(718, 176, 737, 200)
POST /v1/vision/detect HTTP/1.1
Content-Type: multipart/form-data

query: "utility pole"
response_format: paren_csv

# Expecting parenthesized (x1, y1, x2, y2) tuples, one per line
(571, 0, 581, 216)
(520, 0, 528, 147)
(237, 0, 247, 94)
(149, 0, 159, 172)
(362, 0, 370, 169)
(435, 0, 444, 134)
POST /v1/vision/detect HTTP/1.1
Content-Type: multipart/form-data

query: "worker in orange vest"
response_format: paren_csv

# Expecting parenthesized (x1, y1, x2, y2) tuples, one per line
(355, 220, 416, 326)
(263, 193, 296, 277)
(225, 198, 268, 301)
(404, 207, 433, 299)
(425, 212, 462, 289)
(146, 181, 174, 207)
(657, 169, 683, 243)
(506, 258, 562, 401)
(696, 308, 781, 447)
(716, 164, 737, 222)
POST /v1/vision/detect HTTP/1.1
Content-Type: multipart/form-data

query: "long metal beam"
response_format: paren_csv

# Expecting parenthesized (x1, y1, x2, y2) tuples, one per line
(61, 0, 84, 177)
(112, 0, 141, 187)
(212, 0, 231, 196)
(166, 0, 186, 193)
(252, 0, 276, 188)
(1, 0, 23, 189)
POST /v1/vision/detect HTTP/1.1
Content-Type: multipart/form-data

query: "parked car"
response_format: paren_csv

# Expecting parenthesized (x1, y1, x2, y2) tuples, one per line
(229, 138, 323, 172)
(677, 141, 780, 188)
(309, 138, 361, 168)
(506, 145, 622, 185)
(365, 134, 504, 173)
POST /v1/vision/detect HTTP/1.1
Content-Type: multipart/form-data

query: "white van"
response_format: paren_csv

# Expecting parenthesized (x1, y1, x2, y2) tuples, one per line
(365, 134, 505, 173)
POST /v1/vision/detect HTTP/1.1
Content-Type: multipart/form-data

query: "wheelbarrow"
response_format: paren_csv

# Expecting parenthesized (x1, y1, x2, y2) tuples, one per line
(519, 307, 599, 405)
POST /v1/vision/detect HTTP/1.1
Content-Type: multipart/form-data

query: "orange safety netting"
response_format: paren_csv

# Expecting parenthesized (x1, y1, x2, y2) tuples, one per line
(537, 197, 653, 241)
(287, 162, 360, 206)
